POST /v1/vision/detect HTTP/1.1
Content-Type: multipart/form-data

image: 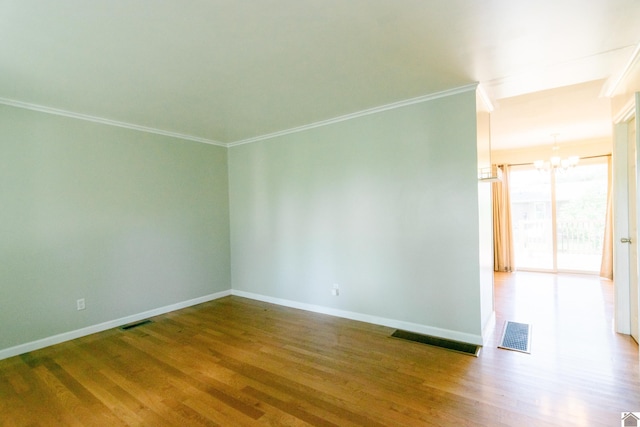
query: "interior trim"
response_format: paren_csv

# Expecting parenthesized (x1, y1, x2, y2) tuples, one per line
(0, 290, 231, 361)
(613, 97, 636, 124)
(476, 84, 495, 112)
(231, 289, 484, 346)
(605, 41, 640, 98)
(0, 84, 478, 149)
(0, 97, 227, 147)
(482, 311, 497, 346)
(227, 83, 479, 147)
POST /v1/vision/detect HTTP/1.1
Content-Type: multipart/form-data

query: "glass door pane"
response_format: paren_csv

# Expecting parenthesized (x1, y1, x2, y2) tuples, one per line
(555, 161, 608, 272)
(510, 166, 554, 270)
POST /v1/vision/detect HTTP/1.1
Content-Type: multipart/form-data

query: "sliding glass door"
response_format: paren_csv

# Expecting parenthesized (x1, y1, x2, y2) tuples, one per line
(510, 166, 554, 270)
(510, 158, 608, 273)
(555, 161, 608, 271)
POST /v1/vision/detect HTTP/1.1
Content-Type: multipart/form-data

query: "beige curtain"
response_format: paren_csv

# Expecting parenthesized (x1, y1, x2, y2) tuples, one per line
(492, 165, 514, 272)
(600, 156, 613, 279)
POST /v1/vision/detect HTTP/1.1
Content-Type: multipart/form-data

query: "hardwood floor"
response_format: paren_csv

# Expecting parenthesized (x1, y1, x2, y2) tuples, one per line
(1, 272, 638, 426)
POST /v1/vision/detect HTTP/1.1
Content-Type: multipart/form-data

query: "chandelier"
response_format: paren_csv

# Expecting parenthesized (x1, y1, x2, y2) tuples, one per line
(534, 135, 579, 172)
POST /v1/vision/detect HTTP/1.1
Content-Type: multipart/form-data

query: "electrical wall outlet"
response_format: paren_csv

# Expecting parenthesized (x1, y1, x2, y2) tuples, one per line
(76, 298, 86, 311)
(332, 284, 340, 296)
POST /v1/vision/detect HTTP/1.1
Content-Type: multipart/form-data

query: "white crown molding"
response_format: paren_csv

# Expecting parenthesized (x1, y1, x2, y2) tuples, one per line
(0, 97, 227, 147)
(0, 290, 231, 361)
(228, 83, 479, 147)
(1, 83, 478, 149)
(476, 84, 495, 112)
(613, 97, 636, 124)
(231, 289, 483, 345)
(605, 41, 640, 98)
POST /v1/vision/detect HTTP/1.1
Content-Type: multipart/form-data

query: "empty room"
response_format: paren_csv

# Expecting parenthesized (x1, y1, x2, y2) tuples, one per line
(1, 1, 640, 426)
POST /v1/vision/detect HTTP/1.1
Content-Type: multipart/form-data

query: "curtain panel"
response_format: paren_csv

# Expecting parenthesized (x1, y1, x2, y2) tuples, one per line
(600, 156, 613, 279)
(492, 165, 514, 272)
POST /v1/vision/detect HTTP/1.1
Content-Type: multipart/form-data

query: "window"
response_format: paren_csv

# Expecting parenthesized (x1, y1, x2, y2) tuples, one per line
(509, 158, 608, 273)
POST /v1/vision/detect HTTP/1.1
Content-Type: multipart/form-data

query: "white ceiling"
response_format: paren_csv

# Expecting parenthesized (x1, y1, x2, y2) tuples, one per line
(490, 79, 614, 151)
(1, 1, 640, 145)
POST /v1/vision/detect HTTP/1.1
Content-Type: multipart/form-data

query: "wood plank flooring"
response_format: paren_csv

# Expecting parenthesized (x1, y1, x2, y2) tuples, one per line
(1, 272, 638, 426)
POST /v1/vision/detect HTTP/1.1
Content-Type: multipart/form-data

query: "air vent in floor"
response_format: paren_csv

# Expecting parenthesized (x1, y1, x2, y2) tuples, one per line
(119, 319, 153, 331)
(498, 321, 531, 353)
(391, 330, 480, 356)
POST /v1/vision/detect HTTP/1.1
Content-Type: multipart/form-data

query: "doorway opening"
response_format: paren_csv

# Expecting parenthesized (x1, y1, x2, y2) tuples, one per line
(510, 157, 609, 273)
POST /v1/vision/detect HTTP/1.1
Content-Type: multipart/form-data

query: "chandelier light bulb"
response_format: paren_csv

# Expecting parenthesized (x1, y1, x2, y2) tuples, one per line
(534, 135, 579, 173)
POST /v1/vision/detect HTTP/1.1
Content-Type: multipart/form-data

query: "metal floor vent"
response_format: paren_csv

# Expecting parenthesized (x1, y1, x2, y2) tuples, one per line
(498, 321, 531, 353)
(391, 330, 480, 357)
(120, 319, 153, 331)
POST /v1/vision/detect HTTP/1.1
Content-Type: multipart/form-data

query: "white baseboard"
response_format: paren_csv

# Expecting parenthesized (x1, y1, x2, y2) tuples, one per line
(0, 290, 231, 361)
(482, 311, 497, 346)
(231, 290, 484, 346)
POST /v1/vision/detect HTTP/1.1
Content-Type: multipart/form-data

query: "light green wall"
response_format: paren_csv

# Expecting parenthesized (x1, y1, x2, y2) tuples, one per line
(0, 105, 231, 351)
(228, 90, 484, 340)
(1, 88, 487, 353)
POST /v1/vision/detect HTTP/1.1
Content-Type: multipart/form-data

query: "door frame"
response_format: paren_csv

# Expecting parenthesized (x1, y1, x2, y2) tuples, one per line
(613, 119, 631, 334)
(612, 93, 640, 340)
